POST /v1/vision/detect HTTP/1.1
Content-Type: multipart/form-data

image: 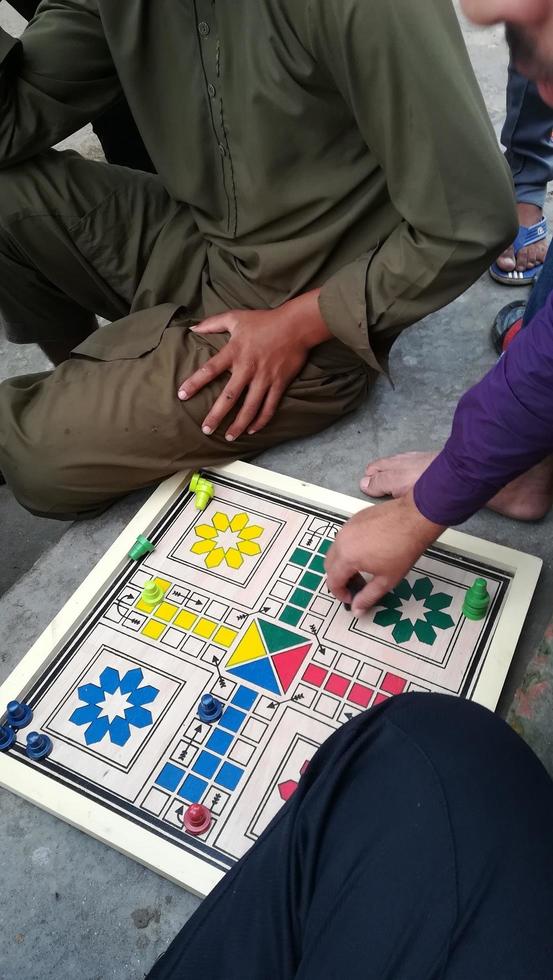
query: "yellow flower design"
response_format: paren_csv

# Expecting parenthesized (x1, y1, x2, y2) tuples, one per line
(191, 512, 264, 569)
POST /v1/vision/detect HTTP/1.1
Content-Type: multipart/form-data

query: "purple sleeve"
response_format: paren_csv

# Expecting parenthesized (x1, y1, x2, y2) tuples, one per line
(413, 290, 553, 526)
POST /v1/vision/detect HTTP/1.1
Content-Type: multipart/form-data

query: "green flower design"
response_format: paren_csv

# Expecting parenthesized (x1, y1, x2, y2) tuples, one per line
(373, 577, 455, 646)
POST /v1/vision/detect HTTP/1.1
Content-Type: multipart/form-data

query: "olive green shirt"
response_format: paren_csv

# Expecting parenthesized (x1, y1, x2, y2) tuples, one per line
(0, 0, 516, 370)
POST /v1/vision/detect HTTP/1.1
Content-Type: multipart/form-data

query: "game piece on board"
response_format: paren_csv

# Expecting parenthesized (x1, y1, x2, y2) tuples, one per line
(183, 802, 212, 835)
(6, 699, 33, 730)
(140, 580, 165, 605)
(190, 472, 214, 511)
(128, 534, 155, 560)
(462, 578, 490, 620)
(0, 725, 15, 751)
(344, 573, 366, 611)
(197, 693, 223, 723)
(25, 731, 53, 761)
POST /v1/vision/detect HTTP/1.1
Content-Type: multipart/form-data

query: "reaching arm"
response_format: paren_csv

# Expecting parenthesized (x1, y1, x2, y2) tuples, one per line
(305, 0, 517, 368)
(0, 0, 120, 167)
(415, 290, 553, 525)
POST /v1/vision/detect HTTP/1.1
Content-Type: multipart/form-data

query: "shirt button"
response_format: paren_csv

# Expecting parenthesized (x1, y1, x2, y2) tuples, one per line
(198, 21, 210, 36)
(218, 142, 226, 156)
(207, 83, 216, 97)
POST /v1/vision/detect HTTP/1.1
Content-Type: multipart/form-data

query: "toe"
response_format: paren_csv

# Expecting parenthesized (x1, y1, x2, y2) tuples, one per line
(496, 246, 516, 272)
(515, 246, 529, 271)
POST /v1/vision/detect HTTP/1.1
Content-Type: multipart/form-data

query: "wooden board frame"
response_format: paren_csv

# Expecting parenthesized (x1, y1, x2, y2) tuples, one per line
(0, 461, 542, 896)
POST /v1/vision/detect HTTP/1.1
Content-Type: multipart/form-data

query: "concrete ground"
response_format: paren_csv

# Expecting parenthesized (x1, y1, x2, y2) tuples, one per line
(1, 5, 552, 978)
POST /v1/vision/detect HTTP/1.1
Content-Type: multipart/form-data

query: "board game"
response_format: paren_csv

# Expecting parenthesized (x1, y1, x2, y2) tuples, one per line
(0, 463, 541, 896)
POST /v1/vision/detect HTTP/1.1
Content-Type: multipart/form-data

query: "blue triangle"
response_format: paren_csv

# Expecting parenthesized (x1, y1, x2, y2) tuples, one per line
(228, 656, 281, 695)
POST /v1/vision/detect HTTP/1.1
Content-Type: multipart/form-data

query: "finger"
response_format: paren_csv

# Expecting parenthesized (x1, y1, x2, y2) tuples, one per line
(351, 575, 391, 616)
(324, 550, 358, 603)
(201, 375, 249, 435)
(178, 349, 231, 400)
(246, 382, 286, 435)
(225, 381, 267, 442)
(190, 313, 237, 335)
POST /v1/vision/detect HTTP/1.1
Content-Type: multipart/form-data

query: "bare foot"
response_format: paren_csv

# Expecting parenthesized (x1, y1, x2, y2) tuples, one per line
(360, 451, 553, 521)
(496, 203, 548, 274)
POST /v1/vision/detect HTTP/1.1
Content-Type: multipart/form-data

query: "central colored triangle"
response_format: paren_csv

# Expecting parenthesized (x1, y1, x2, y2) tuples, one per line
(228, 656, 280, 695)
(226, 621, 266, 668)
(259, 619, 306, 655)
(272, 644, 312, 693)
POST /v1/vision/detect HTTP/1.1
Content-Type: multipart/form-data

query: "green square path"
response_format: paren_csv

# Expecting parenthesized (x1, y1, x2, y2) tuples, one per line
(309, 554, 326, 573)
(289, 548, 311, 567)
(279, 606, 303, 626)
(300, 571, 323, 591)
(318, 539, 332, 555)
(290, 587, 312, 609)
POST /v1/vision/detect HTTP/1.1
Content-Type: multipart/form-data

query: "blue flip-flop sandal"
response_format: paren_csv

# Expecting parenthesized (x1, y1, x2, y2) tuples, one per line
(489, 218, 548, 285)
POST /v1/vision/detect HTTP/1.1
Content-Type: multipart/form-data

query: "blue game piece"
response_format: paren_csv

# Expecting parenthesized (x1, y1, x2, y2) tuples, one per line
(7, 700, 33, 730)
(0, 725, 15, 751)
(25, 731, 52, 761)
(197, 693, 223, 723)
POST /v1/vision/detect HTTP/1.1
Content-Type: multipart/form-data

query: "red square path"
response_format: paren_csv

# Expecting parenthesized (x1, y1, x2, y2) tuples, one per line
(381, 673, 407, 696)
(373, 692, 389, 706)
(324, 674, 349, 697)
(303, 664, 327, 687)
(348, 683, 373, 708)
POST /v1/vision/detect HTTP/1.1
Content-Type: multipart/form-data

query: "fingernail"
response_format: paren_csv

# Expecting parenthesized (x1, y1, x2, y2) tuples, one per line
(360, 478, 370, 491)
(178, 389, 188, 400)
(202, 425, 212, 435)
(225, 433, 235, 442)
(247, 428, 256, 435)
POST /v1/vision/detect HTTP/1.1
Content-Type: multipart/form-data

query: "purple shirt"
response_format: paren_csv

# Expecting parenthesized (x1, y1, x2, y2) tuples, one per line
(414, 290, 553, 526)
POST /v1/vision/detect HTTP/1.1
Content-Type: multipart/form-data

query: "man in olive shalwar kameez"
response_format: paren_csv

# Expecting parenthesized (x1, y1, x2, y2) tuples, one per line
(0, 0, 515, 519)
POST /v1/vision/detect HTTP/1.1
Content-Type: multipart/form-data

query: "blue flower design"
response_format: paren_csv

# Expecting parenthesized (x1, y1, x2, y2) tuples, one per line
(69, 666, 159, 746)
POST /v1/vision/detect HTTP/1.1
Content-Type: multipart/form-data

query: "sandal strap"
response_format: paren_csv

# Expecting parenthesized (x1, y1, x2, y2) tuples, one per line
(512, 218, 548, 253)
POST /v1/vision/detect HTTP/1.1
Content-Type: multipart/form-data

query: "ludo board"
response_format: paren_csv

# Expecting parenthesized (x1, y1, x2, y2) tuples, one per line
(0, 463, 541, 896)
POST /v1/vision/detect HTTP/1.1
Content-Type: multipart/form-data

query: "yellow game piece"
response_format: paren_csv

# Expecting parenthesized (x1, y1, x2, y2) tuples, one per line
(192, 618, 217, 639)
(155, 602, 178, 622)
(174, 610, 197, 630)
(142, 620, 165, 640)
(141, 580, 165, 605)
(213, 626, 237, 648)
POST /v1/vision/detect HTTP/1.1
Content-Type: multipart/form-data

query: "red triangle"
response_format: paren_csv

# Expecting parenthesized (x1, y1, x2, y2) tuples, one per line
(272, 644, 312, 693)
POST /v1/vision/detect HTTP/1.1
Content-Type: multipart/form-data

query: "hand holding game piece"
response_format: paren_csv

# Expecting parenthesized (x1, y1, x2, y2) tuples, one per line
(183, 803, 212, 835)
(197, 693, 223, 723)
(325, 494, 445, 615)
(25, 731, 52, 760)
(6, 699, 33, 730)
(344, 573, 366, 611)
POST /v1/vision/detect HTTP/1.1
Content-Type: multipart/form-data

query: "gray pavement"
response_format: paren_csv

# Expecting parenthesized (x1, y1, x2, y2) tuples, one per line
(1, 5, 552, 978)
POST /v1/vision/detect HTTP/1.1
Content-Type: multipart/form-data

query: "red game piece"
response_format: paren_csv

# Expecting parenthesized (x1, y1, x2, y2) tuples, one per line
(183, 803, 212, 835)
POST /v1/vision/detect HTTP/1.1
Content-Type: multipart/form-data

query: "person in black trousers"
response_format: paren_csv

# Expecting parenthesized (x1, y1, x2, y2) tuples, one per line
(5, 0, 154, 172)
(147, 694, 553, 979)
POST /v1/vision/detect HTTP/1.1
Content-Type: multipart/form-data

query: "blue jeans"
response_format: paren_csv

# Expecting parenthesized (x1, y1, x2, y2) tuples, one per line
(503, 64, 553, 209)
(523, 231, 553, 325)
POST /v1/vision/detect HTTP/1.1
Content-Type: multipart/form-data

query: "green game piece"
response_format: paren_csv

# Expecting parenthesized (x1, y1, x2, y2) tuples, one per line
(141, 579, 165, 605)
(189, 471, 214, 511)
(289, 587, 312, 609)
(128, 534, 155, 561)
(289, 547, 311, 567)
(279, 606, 302, 627)
(299, 571, 322, 591)
(462, 578, 490, 621)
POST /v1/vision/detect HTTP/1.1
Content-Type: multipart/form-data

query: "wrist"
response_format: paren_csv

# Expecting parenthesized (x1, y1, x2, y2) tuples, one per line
(398, 490, 445, 547)
(283, 289, 333, 349)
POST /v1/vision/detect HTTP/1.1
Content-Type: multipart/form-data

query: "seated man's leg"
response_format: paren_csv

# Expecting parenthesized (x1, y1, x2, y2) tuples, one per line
(0, 311, 369, 518)
(146, 694, 553, 980)
(0, 148, 198, 362)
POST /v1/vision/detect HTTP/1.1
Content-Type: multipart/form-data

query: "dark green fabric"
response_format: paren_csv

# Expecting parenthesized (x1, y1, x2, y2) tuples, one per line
(0, 0, 516, 370)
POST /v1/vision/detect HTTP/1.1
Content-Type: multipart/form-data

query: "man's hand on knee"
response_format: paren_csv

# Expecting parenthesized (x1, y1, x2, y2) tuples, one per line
(177, 289, 332, 442)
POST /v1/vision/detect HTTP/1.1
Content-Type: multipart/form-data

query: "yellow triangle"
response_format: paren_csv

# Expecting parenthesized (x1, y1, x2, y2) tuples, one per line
(226, 621, 266, 667)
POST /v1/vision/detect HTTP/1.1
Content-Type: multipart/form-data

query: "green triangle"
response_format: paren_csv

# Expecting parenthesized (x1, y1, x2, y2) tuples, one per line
(259, 618, 305, 654)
